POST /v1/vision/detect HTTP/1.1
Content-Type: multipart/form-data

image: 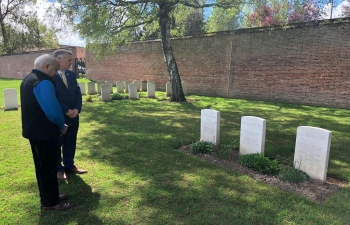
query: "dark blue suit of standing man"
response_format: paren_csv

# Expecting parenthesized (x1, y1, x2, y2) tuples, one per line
(53, 49, 86, 180)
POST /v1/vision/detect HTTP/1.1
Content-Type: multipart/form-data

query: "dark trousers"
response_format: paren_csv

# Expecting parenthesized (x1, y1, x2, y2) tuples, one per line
(58, 116, 79, 172)
(30, 139, 60, 207)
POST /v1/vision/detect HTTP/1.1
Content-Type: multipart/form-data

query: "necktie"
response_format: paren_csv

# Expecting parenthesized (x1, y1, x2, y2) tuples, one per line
(61, 71, 68, 88)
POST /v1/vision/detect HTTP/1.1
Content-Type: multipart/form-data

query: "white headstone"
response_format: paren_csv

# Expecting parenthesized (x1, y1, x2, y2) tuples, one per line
(105, 81, 114, 93)
(147, 83, 156, 98)
(3, 88, 18, 110)
(116, 81, 124, 93)
(294, 126, 332, 182)
(182, 82, 188, 96)
(124, 81, 131, 93)
(101, 85, 112, 102)
(87, 82, 96, 95)
(200, 109, 220, 146)
(141, 81, 147, 91)
(128, 84, 138, 99)
(133, 80, 140, 92)
(166, 82, 172, 97)
(239, 116, 266, 155)
(97, 81, 104, 94)
(78, 82, 86, 95)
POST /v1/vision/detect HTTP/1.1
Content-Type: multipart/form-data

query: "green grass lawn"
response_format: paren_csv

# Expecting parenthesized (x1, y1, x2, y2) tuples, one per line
(1, 78, 350, 224)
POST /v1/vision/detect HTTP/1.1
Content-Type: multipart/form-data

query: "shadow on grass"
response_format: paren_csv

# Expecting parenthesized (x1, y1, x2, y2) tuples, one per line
(38, 175, 103, 225)
(74, 98, 350, 223)
(3, 108, 19, 111)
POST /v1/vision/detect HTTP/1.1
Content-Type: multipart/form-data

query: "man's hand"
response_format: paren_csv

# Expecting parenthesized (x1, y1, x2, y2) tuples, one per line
(60, 124, 68, 136)
(66, 109, 74, 117)
(66, 109, 79, 118)
(69, 109, 79, 118)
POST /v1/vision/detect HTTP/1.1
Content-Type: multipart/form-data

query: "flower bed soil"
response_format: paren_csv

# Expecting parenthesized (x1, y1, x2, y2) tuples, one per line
(178, 144, 347, 203)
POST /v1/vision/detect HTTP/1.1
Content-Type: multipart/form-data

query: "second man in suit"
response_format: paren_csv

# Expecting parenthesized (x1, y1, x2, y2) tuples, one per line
(53, 49, 87, 180)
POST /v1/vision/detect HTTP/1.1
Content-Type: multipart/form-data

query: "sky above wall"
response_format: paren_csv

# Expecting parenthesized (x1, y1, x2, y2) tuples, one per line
(36, 0, 350, 47)
(36, 0, 85, 47)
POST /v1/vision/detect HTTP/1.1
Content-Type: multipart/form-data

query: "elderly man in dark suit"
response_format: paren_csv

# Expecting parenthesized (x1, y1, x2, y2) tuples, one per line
(53, 49, 87, 180)
(21, 54, 74, 210)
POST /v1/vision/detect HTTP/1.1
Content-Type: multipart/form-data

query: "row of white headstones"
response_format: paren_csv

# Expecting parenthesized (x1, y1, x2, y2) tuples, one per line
(2, 80, 188, 107)
(200, 109, 332, 183)
(82, 81, 188, 102)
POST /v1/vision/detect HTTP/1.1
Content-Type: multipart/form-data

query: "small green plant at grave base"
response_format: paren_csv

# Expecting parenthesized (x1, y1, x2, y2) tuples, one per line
(112, 93, 123, 100)
(238, 153, 280, 175)
(190, 140, 216, 154)
(84, 95, 93, 102)
(275, 154, 294, 167)
(277, 166, 308, 183)
(216, 141, 236, 159)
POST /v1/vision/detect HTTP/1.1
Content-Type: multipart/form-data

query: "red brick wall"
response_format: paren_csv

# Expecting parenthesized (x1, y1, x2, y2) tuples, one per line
(2, 19, 350, 108)
(75, 47, 86, 59)
(86, 19, 350, 108)
(86, 34, 232, 96)
(230, 21, 350, 108)
(0, 52, 40, 79)
(0, 47, 78, 79)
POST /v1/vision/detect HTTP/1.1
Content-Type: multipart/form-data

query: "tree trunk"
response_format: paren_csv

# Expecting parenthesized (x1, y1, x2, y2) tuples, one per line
(0, 18, 10, 54)
(158, 3, 186, 102)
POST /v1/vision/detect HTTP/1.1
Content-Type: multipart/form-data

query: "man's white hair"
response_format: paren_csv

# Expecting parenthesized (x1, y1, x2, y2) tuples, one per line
(34, 54, 55, 68)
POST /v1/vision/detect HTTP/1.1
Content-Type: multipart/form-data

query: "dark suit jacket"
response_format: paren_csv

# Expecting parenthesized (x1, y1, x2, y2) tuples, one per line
(53, 70, 82, 115)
